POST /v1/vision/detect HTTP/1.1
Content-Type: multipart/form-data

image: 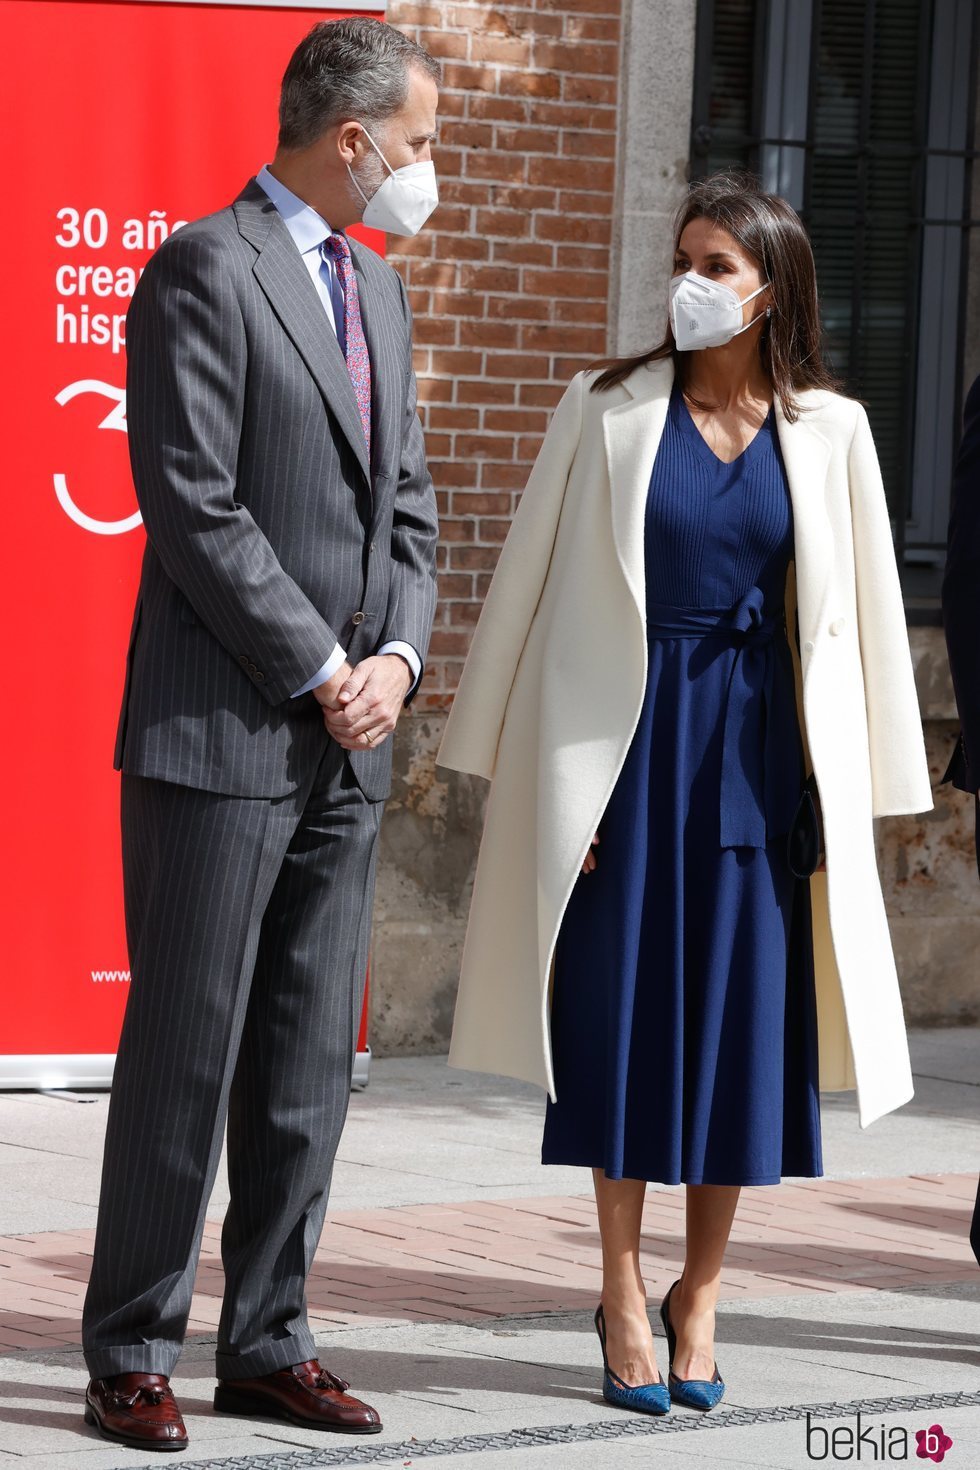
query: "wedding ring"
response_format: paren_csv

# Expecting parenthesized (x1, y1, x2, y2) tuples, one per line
(363, 729, 374, 745)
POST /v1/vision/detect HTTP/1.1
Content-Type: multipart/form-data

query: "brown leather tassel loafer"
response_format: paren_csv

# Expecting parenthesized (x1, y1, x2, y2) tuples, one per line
(84, 1373, 188, 1451)
(213, 1358, 382, 1433)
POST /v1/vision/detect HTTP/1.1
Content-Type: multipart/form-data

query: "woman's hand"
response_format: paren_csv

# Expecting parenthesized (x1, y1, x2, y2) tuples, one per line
(582, 833, 600, 875)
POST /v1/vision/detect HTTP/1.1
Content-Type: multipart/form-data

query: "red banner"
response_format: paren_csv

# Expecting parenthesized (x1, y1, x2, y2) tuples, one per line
(1, 2, 384, 1075)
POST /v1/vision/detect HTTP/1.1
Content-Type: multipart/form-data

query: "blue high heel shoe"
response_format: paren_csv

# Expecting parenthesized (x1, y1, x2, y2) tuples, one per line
(593, 1303, 671, 1415)
(658, 1280, 726, 1410)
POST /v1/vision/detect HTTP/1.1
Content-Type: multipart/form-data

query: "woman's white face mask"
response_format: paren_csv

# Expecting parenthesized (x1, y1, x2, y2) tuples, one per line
(669, 270, 771, 351)
(348, 125, 439, 237)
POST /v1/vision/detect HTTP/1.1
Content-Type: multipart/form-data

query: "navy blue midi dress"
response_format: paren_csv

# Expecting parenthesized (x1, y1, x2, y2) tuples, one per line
(541, 382, 823, 1186)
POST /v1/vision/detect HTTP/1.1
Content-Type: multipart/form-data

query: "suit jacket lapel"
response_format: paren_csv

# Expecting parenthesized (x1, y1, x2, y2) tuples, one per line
(234, 180, 372, 487)
(349, 240, 398, 500)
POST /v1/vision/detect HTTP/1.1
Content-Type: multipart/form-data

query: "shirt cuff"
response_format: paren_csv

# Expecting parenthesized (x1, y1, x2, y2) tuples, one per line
(291, 642, 348, 698)
(377, 640, 422, 695)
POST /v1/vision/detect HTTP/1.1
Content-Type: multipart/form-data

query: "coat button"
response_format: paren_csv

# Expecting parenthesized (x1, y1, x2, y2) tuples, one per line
(829, 618, 845, 636)
(254, 671, 265, 683)
(803, 640, 814, 654)
(351, 611, 366, 625)
(238, 654, 249, 666)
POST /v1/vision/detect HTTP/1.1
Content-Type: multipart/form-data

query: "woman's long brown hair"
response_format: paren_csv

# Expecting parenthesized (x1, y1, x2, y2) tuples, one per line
(589, 172, 841, 421)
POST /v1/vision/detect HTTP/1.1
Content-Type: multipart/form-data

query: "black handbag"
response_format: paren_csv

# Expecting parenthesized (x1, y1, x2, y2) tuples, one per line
(786, 772, 823, 878)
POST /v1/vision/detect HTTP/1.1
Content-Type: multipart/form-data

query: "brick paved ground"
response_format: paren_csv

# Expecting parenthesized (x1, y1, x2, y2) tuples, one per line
(2, 1172, 975, 1355)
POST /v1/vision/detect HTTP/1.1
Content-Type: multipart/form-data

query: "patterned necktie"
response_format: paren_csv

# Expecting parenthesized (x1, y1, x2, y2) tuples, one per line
(322, 233, 372, 465)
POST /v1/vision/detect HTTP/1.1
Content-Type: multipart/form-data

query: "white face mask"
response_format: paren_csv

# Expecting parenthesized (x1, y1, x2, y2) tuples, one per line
(348, 125, 439, 237)
(669, 270, 771, 351)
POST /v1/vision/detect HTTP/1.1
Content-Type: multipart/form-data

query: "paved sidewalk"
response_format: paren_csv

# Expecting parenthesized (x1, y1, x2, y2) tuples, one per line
(0, 1028, 977, 1469)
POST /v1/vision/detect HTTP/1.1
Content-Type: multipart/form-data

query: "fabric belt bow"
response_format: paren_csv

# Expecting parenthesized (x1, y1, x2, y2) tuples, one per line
(646, 586, 801, 849)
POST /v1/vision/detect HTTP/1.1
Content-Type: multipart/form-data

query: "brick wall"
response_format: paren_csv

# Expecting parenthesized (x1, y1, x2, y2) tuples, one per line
(386, 0, 623, 710)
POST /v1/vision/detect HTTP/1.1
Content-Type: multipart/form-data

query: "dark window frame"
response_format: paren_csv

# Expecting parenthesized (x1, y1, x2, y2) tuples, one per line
(690, 0, 979, 621)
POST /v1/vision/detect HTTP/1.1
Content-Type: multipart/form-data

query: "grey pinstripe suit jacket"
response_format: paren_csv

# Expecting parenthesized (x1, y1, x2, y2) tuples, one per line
(114, 178, 439, 803)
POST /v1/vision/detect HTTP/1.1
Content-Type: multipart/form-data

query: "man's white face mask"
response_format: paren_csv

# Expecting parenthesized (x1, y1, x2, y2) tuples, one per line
(348, 125, 439, 237)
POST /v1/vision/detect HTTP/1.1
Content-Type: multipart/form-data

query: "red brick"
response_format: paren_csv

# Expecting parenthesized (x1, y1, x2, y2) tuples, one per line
(560, 130, 617, 160)
(528, 155, 613, 190)
(430, 291, 488, 317)
(470, 34, 531, 65)
(517, 434, 545, 459)
(519, 382, 566, 408)
(441, 120, 497, 149)
(466, 94, 530, 124)
(537, 213, 614, 244)
(392, 1, 442, 22)
(428, 630, 474, 655)
(464, 151, 529, 184)
(431, 460, 479, 488)
(455, 434, 516, 460)
(558, 189, 616, 215)
(406, 261, 457, 288)
(556, 298, 607, 323)
(413, 318, 458, 347)
(419, 28, 469, 59)
(479, 518, 513, 542)
(522, 323, 607, 354)
(498, 69, 562, 99)
(441, 61, 499, 92)
(437, 573, 476, 599)
(482, 353, 551, 379)
(494, 240, 553, 266)
(430, 204, 474, 233)
(430, 349, 485, 376)
(450, 545, 502, 569)
(565, 15, 620, 41)
(475, 208, 529, 238)
(459, 320, 520, 349)
(489, 184, 559, 211)
(534, 40, 619, 75)
(457, 379, 516, 405)
(447, 602, 484, 626)
(439, 518, 474, 542)
(429, 407, 481, 431)
(416, 377, 454, 405)
(480, 461, 533, 489)
(458, 264, 522, 292)
(529, 101, 617, 128)
(562, 74, 617, 105)
(447, 182, 496, 207)
(487, 295, 551, 322)
(484, 408, 549, 433)
(495, 126, 554, 153)
(523, 268, 605, 299)
(451, 491, 513, 514)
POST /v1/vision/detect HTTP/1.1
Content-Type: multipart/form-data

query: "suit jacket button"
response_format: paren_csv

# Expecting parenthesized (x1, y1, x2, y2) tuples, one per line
(254, 671, 265, 682)
(803, 640, 814, 653)
(829, 618, 845, 636)
(352, 611, 366, 625)
(239, 654, 249, 666)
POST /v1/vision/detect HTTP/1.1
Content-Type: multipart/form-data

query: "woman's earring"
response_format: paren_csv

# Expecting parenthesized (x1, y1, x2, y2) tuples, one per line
(766, 305, 772, 318)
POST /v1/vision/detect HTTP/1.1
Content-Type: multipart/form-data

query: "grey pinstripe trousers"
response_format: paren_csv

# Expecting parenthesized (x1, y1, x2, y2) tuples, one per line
(82, 739, 383, 1380)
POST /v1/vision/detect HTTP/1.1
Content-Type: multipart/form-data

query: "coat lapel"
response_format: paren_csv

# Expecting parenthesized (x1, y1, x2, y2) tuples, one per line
(234, 180, 372, 487)
(602, 357, 836, 642)
(601, 359, 674, 620)
(774, 396, 834, 634)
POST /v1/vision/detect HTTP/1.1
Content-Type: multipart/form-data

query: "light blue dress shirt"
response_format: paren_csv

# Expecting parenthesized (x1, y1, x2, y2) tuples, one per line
(255, 164, 422, 698)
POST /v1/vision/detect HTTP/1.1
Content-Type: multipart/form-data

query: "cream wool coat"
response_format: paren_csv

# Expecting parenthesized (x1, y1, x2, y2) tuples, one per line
(436, 358, 934, 1129)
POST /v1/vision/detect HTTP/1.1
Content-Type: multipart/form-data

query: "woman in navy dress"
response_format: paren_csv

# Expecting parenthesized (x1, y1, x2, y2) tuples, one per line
(540, 177, 837, 1415)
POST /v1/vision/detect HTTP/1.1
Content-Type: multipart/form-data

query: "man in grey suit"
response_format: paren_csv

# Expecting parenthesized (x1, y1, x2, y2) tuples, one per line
(81, 19, 440, 1452)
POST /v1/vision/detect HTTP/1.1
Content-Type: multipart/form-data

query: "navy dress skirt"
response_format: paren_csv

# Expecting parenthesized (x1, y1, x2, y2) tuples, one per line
(541, 383, 823, 1186)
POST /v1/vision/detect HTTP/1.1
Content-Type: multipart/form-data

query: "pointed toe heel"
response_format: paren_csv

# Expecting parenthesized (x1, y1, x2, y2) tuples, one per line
(658, 1279, 726, 1412)
(594, 1304, 671, 1416)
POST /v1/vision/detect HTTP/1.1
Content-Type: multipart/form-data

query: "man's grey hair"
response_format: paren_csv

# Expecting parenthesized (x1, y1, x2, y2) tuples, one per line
(279, 18, 441, 151)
